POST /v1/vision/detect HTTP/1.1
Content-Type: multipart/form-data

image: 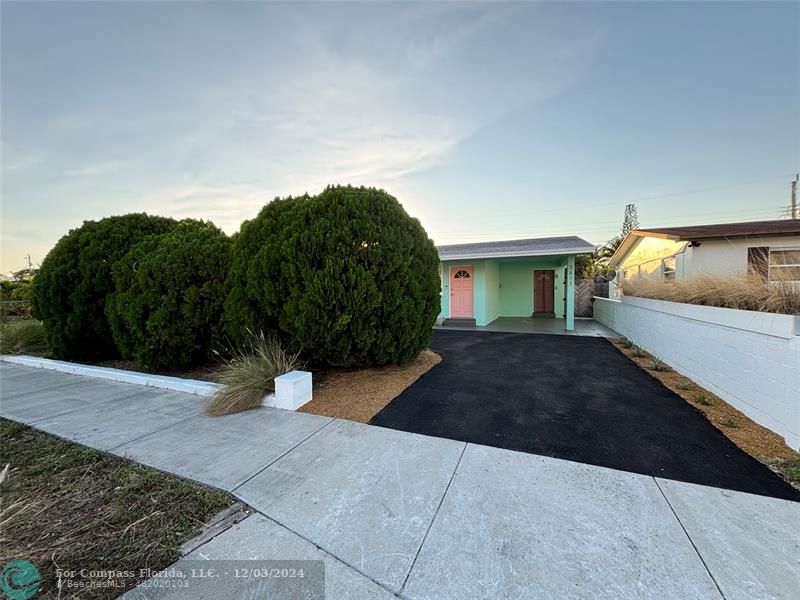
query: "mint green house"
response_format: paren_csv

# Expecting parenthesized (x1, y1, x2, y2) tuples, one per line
(437, 236, 595, 331)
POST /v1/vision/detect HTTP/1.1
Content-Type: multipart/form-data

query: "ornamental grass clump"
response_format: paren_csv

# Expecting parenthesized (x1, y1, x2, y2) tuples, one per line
(205, 331, 302, 416)
(620, 272, 800, 315)
(0, 321, 48, 356)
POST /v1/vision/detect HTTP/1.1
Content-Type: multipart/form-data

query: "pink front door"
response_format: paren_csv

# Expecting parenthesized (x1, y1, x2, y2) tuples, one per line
(450, 266, 474, 318)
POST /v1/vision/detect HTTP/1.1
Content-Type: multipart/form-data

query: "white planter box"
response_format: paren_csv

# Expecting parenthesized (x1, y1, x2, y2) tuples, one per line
(264, 371, 313, 411)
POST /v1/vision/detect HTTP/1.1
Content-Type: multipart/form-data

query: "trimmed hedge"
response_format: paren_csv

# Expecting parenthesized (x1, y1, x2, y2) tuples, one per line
(225, 185, 440, 367)
(32, 214, 177, 360)
(106, 220, 231, 370)
(223, 195, 306, 344)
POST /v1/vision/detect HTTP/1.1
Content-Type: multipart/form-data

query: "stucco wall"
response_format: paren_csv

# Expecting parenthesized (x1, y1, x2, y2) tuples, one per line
(594, 296, 800, 451)
(499, 259, 567, 318)
(441, 259, 496, 326)
(618, 237, 688, 279)
(690, 236, 800, 275)
(440, 257, 569, 324)
(484, 260, 501, 324)
(617, 234, 800, 282)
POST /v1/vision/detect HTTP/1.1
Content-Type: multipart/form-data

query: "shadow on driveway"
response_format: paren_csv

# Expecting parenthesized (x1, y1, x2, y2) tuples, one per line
(370, 330, 799, 502)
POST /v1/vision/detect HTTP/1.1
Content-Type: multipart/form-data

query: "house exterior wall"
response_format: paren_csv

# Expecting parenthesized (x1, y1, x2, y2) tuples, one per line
(499, 259, 567, 318)
(594, 296, 800, 451)
(484, 260, 501, 325)
(440, 256, 571, 326)
(615, 234, 800, 282)
(690, 236, 800, 275)
(616, 237, 689, 280)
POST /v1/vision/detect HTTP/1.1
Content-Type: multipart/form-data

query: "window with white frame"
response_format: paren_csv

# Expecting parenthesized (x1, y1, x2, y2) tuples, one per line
(662, 256, 676, 281)
(768, 248, 800, 282)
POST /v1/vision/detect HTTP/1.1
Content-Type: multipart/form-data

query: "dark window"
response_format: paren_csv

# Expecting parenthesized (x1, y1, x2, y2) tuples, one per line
(747, 247, 769, 278)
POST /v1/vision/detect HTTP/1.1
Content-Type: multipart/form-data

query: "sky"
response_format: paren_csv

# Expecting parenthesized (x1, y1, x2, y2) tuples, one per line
(1, 1, 798, 271)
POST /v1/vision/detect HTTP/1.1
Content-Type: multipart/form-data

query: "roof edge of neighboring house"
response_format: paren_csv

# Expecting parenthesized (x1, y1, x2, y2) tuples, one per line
(437, 235, 596, 261)
(607, 219, 800, 266)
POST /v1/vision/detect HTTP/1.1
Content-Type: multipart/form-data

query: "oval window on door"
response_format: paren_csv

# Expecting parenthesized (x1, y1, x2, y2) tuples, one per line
(454, 270, 471, 279)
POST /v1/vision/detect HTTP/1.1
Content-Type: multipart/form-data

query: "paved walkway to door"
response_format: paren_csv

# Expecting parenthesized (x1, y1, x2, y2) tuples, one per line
(371, 329, 800, 502)
(1, 360, 797, 599)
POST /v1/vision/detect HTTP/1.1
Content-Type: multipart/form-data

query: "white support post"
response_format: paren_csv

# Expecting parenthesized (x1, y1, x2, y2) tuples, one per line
(566, 255, 575, 331)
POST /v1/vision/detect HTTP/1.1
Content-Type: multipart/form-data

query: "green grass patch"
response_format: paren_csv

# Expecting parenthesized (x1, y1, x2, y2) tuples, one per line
(0, 418, 233, 598)
(784, 460, 800, 484)
(693, 394, 713, 406)
(630, 345, 647, 358)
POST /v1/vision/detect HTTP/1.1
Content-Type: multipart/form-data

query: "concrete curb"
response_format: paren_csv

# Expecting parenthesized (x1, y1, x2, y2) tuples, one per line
(1, 355, 224, 397)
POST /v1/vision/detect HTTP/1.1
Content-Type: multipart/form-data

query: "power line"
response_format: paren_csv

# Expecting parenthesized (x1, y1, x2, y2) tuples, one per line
(420, 173, 795, 225)
(427, 206, 785, 241)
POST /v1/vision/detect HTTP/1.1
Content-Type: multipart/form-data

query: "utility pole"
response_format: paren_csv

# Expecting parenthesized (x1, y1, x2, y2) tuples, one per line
(792, 174, 798, 220)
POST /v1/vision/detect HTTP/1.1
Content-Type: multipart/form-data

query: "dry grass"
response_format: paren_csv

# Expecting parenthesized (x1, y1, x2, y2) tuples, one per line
(205, 331, 302, 416)
(299, 350, 442, 423)
(621, 272, 800, 315)
(0, 419, 233, 599)
(610, 339, 800, 489)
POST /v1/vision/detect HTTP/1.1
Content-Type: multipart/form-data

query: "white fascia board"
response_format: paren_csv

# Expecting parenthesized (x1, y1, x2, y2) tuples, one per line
(440, 248, 593, 261)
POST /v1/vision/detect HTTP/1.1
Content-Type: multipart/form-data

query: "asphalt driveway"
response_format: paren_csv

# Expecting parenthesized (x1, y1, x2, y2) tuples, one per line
(370, 330, 799, 501)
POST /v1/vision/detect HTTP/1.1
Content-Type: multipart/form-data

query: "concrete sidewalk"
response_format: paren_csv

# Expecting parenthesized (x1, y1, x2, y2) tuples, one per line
(1, 361, 797, 599)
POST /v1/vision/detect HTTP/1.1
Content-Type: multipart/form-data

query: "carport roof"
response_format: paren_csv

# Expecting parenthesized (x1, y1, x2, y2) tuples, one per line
(437, 236, 596, 260)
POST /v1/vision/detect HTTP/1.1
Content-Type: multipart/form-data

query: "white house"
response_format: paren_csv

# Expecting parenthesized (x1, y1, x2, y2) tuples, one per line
(607, 219, 800, 295)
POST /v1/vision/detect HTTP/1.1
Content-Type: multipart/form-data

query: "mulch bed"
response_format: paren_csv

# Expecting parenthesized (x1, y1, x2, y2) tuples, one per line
(0, 419, 236, 599)
(299, 350, 442, 423)
(609, 338, 800, 491)
(96, 359, 224, 382)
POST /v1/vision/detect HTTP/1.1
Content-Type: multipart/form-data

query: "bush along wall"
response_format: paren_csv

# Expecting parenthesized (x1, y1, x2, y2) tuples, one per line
(225, 185, 441, 367)
(106, 220, 231, 371)
(32, 214, 177, 360)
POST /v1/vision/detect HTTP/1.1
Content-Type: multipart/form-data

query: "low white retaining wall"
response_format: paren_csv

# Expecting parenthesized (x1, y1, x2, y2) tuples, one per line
(2, 355, 314, 411)
(3, 355, 222, 396)
(593, 296, 800, 450)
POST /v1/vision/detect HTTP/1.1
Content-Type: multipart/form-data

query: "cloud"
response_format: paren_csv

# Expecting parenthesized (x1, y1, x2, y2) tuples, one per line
(135, 183, 273, 233)
(63, 160, 125, 177)
(1, 142, 44, 173)
(0, 2, 605, 269)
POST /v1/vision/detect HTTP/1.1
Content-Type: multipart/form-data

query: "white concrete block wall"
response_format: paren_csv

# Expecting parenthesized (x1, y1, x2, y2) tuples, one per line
(593, 297, 800, 451)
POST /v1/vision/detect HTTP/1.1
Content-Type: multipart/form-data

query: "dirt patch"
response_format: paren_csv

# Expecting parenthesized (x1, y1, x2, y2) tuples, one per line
(299, 350, 442, 423)
(97, 359, 224, 382)
(610, 338, 800, 490)
(0, 419, 237, 599)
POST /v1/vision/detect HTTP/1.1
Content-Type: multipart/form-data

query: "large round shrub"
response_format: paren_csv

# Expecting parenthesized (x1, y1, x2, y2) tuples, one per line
(225, 185, 441, 367)
(223, 195, 308, 344)
(32, 214, 177, 360)
(106, 219, 231, 370)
